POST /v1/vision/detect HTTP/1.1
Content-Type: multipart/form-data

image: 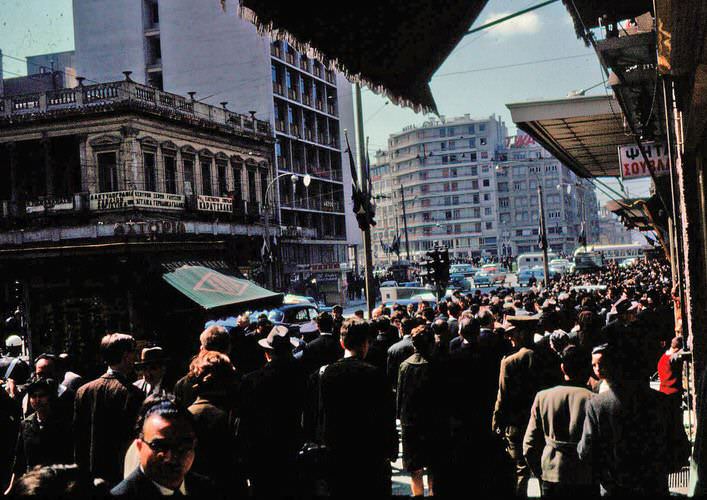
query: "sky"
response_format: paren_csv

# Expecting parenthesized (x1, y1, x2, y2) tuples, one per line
(0, 0, 651, 203)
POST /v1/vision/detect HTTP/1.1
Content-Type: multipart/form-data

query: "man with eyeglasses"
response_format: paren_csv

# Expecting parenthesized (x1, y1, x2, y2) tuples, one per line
(111, 397, 216, 496)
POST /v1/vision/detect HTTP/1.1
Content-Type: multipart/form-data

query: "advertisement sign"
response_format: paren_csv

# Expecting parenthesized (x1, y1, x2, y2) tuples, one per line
(25, 198, 74, 214)
(618, 143, 670, 179)
(197, 195, 233, 213)
(90, 191, 185, 211)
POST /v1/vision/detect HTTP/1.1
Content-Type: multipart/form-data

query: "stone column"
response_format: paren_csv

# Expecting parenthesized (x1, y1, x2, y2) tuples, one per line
(77, 134, 91, 192)
(120, 126, 139, 190)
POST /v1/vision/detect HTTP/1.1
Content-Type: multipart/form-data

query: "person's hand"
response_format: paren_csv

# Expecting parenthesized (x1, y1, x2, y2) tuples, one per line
(4, 379, 17, 399)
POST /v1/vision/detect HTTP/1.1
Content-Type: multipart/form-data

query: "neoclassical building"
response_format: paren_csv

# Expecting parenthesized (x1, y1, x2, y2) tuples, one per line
(0, 79, 278, 370)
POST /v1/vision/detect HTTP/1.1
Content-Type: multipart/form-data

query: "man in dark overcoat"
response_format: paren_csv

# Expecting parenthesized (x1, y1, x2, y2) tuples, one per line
(74, 333, 144, 486)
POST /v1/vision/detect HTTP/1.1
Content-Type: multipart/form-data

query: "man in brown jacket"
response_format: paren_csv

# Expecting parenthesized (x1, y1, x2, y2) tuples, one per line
(74, 333, 144, 486)
(492, 316, 541, 498)
(523, 345, 597, 497)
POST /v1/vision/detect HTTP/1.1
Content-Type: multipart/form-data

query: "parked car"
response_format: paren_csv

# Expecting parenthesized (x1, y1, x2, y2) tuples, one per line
(473, 271, 492, 287)
(249, 303, 319, 336)
(549, 258, 571, 274)
(481, 264, 508, 284)
(517, 268, 537, 286)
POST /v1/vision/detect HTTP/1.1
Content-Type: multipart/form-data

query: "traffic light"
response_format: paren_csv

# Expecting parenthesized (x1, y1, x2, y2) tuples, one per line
(436, 246, 450, 288)
(352, 189, 376, 231)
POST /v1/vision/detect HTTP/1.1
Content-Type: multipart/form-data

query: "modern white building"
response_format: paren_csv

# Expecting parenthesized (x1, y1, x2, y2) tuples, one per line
(72, 0, 359, 289)
(370, 114, 508, 262)
(370, 117, 600, 264)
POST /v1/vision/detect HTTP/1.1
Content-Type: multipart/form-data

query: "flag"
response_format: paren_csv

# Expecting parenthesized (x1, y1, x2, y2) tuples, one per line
(390, 234, 401, 255)
(578, 222, 587, 247)
(538, 220, 547, 250)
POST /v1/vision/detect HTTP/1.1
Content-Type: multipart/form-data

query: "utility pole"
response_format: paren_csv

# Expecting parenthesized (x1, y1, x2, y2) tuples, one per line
(399, 185, 411, 261)
(537, 183, 550, 287)
(353, 83, 376, 318)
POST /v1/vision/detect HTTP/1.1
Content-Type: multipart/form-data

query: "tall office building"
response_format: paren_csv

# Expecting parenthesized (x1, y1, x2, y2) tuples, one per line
(370, 114, 508, 262)
(370, 118, 599, 263)
(73, 0, 359, 289)
(495, 133, 599, 256)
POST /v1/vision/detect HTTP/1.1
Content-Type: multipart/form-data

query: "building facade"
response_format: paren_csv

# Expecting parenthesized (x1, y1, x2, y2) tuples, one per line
(370, 120, 599, 264)
(370, 114, 507, 262)
(495, 133, 599, 257)
(0, 80, 274, 371)
(72, 0, 359, 293)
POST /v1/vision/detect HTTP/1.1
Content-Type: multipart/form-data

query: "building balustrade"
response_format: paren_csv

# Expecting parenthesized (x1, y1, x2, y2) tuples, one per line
(1, 80, 272, 137)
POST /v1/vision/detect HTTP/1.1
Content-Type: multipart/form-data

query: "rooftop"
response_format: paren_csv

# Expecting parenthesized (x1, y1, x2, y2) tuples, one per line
(0, 80, 272, 139)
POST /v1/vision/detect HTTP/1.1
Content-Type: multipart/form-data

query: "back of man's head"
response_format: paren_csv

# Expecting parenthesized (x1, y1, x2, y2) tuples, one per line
(100, 333, 136, 366)
(560, 345, 591, 382)
(478, 310, 495, 329)
(459, 316, 481, 343)
(401, 317, 416, 337)
(411, 325, 434, 354)
(199, 325, 231, 354)
(340, 318, 371, 352)
(316, 311, 334, 332)
(432, 319, 450, 339)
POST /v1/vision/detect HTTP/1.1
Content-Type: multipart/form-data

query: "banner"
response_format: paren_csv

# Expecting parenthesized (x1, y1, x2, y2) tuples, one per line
(197, 195, 233, 213)
(90, 191, 185, 211)
(618, 143, 670, 179)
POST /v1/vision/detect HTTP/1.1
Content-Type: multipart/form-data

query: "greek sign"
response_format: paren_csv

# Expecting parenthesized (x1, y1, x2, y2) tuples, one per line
(25, 198, 74, 214)
(618, 143, 670, 179)
(90, 191, 185, 211)
(197, 195, 233, 213)
(113, 220, 186, 236)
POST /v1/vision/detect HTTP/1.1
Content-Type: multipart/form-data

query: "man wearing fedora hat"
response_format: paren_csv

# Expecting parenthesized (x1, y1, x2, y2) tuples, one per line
(238, 325, 307, 496)
(134, 347, 169, 398)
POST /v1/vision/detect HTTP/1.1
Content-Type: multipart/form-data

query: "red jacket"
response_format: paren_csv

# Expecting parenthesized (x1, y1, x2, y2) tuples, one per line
(657, 352, 682, 395)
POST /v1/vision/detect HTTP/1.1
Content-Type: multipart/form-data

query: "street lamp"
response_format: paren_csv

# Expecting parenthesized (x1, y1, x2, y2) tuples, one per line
(262, 172, 312, 290)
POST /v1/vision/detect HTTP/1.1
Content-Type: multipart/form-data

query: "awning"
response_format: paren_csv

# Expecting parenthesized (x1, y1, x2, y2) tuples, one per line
(606, 196, 671, 259)
(236, 0, 489, 113)
(163, 265, 283, 310)
(507, 95, 627, 178)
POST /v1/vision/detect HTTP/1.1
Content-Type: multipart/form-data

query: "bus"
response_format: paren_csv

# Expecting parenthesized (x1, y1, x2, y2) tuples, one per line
(516, 252, 558, 271)
(573, 243, 649, 263)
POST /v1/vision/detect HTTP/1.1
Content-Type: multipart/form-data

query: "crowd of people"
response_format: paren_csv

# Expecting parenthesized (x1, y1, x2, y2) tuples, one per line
(0, 257, 694, 497)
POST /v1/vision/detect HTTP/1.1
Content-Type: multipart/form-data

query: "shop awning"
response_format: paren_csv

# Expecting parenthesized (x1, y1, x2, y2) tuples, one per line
(507, 95, 627, 178)
(163, 265, 283, 310)
(236, 0, 489, 113)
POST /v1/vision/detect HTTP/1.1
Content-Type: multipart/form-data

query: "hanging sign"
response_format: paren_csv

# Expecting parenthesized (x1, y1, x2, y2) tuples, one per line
(618, 143, 670, 179)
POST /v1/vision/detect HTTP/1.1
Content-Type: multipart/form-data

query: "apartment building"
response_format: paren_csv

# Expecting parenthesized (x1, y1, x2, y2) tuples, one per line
(72, 0, 358, 290)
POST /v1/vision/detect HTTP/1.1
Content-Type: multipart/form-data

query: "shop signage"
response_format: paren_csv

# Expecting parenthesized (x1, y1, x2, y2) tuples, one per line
(90, 191, 185, 211)
(113, 220, 186, 236)
(618, 143, 670, 179)
(25, 198, 74, 214)
(197, 195, 233, 213)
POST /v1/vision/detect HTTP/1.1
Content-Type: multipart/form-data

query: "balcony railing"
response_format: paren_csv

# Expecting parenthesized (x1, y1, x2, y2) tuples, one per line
(1, 80, 271, 137)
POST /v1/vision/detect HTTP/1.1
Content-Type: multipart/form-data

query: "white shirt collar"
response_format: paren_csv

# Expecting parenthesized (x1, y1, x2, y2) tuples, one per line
(140, 466, 186, 495)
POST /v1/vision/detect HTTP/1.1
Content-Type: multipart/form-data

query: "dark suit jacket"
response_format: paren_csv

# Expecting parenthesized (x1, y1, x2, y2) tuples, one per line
(14, 412, 73, 474)
(110, 467, 218, 497)
(386, 336, 414, 386)
(300, 333, 343, 375)
(238, 356, 307, 464)
(321, 357, 398, 461)
(187, 397, 241, 493)
(577, 384, 690, 495)
(74, 372, 144, 485)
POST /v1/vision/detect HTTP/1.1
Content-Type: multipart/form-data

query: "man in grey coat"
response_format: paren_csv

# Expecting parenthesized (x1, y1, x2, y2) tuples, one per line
(523, 346, 597, 497)
(577, 341, 690, 496)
